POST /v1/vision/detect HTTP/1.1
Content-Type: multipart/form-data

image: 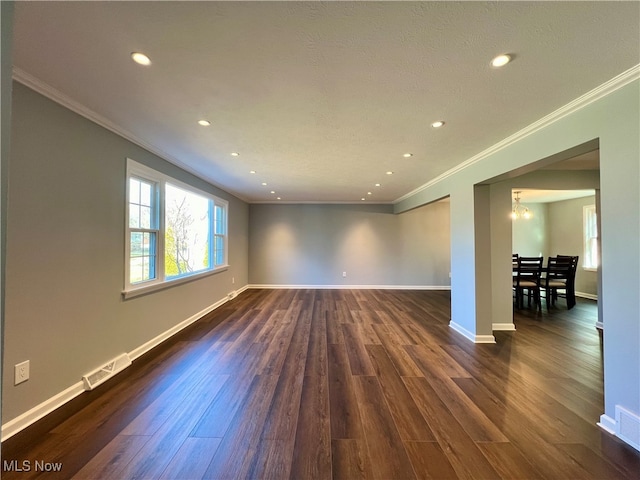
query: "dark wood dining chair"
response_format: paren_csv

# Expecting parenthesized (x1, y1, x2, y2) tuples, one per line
(513, 256, 543, 310)
(511, 253, 519, 302)
(554, 255, 579, 309)
(543, 256, 573, 309)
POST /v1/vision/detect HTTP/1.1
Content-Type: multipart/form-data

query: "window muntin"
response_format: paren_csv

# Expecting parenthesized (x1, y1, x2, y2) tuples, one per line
(128, 177, 158, 284)
(129, 178, 154, 229)
(583, 204, 598, 270)
(125, 159, 228, 295)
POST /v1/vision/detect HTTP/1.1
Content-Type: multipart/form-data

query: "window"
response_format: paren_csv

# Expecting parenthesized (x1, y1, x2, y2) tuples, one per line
(128, 177, 158, 284)
(125, 159, 228, 297)
(165, 183, 211, 279)
(583, 204, 598, 270)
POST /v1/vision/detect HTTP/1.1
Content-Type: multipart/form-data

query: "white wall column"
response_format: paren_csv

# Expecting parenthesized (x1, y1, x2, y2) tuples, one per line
(490, 183, 516, 331)
(449, 185, 495, 343)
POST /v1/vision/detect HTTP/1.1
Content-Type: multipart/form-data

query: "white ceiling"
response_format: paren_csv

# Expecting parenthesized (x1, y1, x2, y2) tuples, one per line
(11, 2, 640, 203)
(514, 189, 595, 204)
(519, 149, 598, 203)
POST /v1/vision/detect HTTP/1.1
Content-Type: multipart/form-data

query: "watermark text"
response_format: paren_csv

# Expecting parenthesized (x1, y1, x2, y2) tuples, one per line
(3, 459, 63, 473)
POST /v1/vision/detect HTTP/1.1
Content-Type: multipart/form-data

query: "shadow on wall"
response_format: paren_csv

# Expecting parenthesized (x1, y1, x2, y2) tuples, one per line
(248, 201, 451, 286)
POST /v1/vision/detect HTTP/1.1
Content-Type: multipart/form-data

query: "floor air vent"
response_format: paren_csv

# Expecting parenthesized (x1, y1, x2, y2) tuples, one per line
(82, 353, 132, 391)
(615, 405, 640, 452)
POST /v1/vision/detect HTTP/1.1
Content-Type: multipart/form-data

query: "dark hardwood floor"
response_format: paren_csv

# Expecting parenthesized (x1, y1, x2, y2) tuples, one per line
(2, 289, 639, 479)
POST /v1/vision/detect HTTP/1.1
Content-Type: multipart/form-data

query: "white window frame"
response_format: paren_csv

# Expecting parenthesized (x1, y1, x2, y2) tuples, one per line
(583, 204, 598, 271)
(124, 159, 228, 299)
(128, 174, 162, 286)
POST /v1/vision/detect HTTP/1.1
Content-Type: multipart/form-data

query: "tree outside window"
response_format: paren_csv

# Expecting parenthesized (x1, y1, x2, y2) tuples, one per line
(125, 159, 228, 295)
(165, 183, 210, 279)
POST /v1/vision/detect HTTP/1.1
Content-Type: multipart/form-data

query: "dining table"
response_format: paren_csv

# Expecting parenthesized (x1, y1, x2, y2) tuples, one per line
(512, 259, 576, 309)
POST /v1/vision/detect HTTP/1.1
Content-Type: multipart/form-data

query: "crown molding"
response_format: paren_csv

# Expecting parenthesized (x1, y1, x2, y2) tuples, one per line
(394, 64, 640, 205)
(11, 67, 251, 204)
(249, 200, 394, 205)
(12, 63, 638, 208)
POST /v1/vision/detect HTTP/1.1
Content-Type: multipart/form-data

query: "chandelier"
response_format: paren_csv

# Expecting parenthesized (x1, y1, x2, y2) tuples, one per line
(511, 191, 531, 220)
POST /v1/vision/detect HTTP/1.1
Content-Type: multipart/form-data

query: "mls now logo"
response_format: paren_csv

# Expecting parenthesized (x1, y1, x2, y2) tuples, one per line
(3, 459, 63, 472)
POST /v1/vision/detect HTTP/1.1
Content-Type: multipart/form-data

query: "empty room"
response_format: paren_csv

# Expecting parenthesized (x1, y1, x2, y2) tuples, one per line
(1, 2, 639, 479)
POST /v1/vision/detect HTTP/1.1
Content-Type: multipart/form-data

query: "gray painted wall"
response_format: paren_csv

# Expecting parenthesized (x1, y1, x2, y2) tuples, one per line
(395, 78, 639, 446)
(512, 195, 598, 297)
(490, 171, 600, 330)
(512, 202, 548, 258)
(2, 59, 637, 454)
(249, 202, 450, 286)
(2, 83, 249, 423)
(1, 0, 15, 454)
(547, 195, 598, 296)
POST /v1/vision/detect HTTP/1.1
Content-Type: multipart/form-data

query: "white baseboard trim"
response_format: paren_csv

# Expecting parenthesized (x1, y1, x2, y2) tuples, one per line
(248, 284, 451, 290)
(598, 411, 640, 452)
(1, 285, 250, 442)
(128, 284, 249, 361)
(576, 291, 598, 301)
(492, 322, 516, 331)
(449, 321, 496, 344)
(598, 414, 617, 435)
(1, 382, 86, 442)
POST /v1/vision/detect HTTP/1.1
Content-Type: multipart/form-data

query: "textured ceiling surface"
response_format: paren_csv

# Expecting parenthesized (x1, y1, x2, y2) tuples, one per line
(11, 2, 640, 203)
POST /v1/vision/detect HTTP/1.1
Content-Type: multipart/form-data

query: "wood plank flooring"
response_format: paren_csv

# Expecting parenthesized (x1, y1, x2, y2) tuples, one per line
(2, 289, 639, 479)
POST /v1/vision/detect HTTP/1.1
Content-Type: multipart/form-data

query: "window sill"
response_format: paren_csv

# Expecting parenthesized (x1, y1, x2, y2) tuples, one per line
(122, 266, 229, 300)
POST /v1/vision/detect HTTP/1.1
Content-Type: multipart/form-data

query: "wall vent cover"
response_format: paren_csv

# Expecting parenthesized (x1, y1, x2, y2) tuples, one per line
(615, 405, 640, 452)
(82, 353, 132, 391)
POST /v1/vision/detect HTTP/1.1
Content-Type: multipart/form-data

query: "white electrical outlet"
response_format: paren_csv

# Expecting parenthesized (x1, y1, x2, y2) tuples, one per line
(342, 271, 347, 278)
(15, 360, 30, 385)
(232, 277, 235, 284)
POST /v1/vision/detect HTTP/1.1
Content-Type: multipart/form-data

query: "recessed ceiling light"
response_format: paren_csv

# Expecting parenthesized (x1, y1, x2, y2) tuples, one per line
(231, 152, 240, 157)
(261, 182, 267, 186)
(249, 170, 256, 174)
(131, 52, 151, 66)
(277, 197, 281, 200)
(198, 120, 210, 127)
(431, 121, 445, 128)
(270, 190, 275, 194)
(367, 192, 372, 195)
(375, 183, 381, 187)
(490, 54, 511, 68)
(361, 198, 366, 201)
(403, 153, 413, 158)
(386, 171, 394, 175)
